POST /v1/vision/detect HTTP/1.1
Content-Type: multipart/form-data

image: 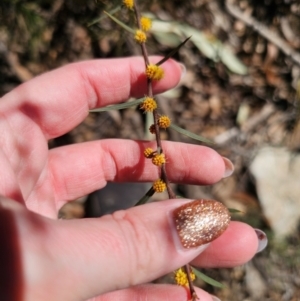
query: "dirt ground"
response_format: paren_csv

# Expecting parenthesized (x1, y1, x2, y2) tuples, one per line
(1, 1, 300, 300)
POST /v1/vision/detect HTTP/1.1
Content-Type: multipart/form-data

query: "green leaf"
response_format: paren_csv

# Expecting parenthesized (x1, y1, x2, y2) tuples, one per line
(151, 19, 182, 36)
(170, 124, 214, 144)
(156, 36, 191, 66)
(228, 208, 243, 214)
(87, 6, 121, 27)
(89, 98, 144, 112)
(182, 26, 219, 61)
(103, 10, 135, 34)
(151, 19, 247, 75)
(152, 32, 181, 48)
(135, 187, 155, 206)
(219, 46, 248, 75)
(192, 267, 225, 288)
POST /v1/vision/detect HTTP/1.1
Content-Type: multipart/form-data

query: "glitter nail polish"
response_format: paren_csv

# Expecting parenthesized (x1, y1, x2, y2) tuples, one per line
(173, 199, 231, 249)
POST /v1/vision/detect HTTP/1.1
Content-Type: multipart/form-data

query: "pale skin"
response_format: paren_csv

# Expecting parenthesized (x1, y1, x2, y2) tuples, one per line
(0, 57, 258, 301)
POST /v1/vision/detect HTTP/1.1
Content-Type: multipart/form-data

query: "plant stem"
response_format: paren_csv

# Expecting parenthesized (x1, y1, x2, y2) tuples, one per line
(133, 0, 176, 198)
(133, 1, 198, 300)
(184, 264, 198, 301)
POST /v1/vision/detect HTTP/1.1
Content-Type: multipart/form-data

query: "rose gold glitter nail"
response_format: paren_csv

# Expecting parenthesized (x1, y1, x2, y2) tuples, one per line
(173, 199, 231, 249)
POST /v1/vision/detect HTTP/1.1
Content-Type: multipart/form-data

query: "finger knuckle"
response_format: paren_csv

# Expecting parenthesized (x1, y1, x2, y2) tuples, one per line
(111, 209, 158, 285)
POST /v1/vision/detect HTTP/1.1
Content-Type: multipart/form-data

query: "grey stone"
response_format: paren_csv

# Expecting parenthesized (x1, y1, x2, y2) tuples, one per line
(250, 147, 300, 239)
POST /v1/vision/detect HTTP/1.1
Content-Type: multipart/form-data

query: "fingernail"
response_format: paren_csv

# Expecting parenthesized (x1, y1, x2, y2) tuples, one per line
(222, 157, 234, 178)
(255, 229, 268, 253)
(179, 63, 186, 80)
(211, 295, 221, 301)
(172, 200, 231, 249)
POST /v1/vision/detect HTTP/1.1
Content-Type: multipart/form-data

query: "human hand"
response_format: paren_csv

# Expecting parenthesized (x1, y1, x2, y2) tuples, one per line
(0, 57, 265, 301)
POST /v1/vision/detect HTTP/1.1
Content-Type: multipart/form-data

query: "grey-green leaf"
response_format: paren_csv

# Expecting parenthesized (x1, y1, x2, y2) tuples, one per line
(87, 6, 121, 27)
(103, 11, 135, 34)
(156, 36, 191, 66)
(192, 267, 225, 288)
(170, 124, 214, 144)
(150, 19, 247, 75)
(89, 98, 144, 112)
(182, 26, 219, 61)
(152, 32, 181, 48)
(219, 46, 248, 75)
(228, 208, 243, 214)
(135, 187, 155, 206)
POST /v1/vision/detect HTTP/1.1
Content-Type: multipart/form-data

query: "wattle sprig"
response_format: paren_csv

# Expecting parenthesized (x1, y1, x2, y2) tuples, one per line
(90, 1, 222, 300)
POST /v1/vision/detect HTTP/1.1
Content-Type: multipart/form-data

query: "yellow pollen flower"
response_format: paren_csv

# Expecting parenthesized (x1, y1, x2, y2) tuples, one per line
(174, 268, 196, 287)
(123, 0, 134, 9)
(158, 115, 171, 129)
(153, 179, 166, 193)
(140, 97, 157, 112)
(152, 153, 166, 166)
(134, 30, 147, 44)
(140, 16, 152, 32)
(144, 148, 154, 158)
(149, 124, 156, 134)
(146, 64, 164, 81)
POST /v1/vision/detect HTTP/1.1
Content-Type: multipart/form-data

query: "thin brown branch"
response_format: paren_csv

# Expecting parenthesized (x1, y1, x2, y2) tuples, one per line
(133, 1, 197, 299)
(184, 265, 198, 301)
(133, 0, 173, 197)
(133, 1, 149, 66)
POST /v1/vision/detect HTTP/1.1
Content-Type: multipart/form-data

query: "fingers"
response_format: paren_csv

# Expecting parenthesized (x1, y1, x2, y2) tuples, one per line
(3, 196, 258, 301)
(96, 284, 216, 301)
(8, 198, 207, 300)
(0, 150, 24, 204)
(1, 57, 182, 140)
(0, 200, 23, 301)
(46, 140, 227, 204)
(191, 221, 259, 268)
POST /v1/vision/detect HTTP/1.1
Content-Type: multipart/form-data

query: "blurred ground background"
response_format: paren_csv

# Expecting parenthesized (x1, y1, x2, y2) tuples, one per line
(1, 0, 300, 300)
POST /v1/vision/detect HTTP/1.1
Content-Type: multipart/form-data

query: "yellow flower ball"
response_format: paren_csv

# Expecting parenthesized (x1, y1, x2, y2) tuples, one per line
(158, 115, 171, 129)
(146, 64, 164, 81)
(144, 148, 154, 158)
(152, 153, 166, 166)
(152, 179, 166, 193)
(140, 97, 157, 112)
(140, 16, 152, 32)
(134, 30, 147, 44)
(123, 0, 134, 9)
(174, 268, 196, 287)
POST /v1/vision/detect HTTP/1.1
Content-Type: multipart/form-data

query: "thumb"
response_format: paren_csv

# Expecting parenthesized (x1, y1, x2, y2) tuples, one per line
(0, 197, 229, 301)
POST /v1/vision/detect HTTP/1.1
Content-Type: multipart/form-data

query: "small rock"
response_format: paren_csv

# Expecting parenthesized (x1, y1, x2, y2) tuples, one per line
(250, 147, 300, 239)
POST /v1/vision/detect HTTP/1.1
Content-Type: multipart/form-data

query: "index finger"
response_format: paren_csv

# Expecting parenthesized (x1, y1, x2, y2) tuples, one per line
(1, 57, 182, 139)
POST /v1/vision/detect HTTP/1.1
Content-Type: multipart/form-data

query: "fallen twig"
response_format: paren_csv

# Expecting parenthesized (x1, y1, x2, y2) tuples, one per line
(225, 0, 300, 66)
